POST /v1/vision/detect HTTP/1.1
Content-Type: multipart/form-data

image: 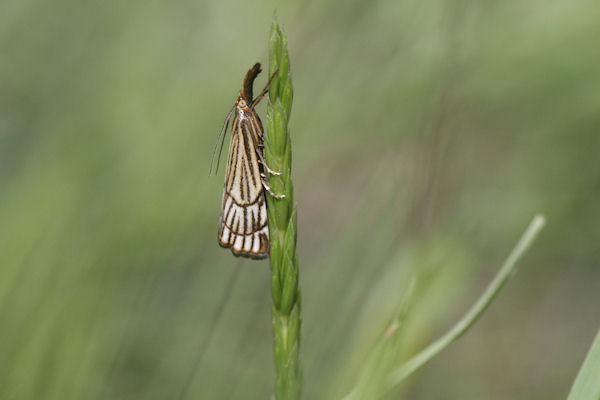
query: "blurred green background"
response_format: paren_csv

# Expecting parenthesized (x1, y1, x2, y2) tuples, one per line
(1, 0, 599, 399)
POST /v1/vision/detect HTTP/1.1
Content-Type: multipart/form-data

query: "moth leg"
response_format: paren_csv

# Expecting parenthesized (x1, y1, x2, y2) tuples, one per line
(256, 148, 282, 176)
(261, 180, 285, 199)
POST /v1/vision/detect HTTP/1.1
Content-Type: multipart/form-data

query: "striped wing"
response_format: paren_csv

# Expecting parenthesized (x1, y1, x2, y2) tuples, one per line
(218, 110, 268, 258)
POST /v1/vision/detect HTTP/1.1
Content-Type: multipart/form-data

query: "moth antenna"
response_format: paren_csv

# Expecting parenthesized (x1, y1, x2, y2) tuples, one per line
(210, 104, 235, 176)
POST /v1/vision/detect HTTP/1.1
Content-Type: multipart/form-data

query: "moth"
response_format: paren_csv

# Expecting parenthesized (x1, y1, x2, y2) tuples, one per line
(211, 63, 283, 258)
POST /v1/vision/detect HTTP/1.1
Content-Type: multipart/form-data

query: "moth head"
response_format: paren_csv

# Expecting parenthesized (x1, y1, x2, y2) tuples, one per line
(236, 95, 250, 110)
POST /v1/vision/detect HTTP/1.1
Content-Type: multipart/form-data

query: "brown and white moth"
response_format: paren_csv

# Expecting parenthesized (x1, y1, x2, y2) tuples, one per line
(210, 63, 282, 258)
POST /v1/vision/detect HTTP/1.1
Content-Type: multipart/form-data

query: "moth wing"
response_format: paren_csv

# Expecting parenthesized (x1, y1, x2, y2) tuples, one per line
(218, 114, 269, 258)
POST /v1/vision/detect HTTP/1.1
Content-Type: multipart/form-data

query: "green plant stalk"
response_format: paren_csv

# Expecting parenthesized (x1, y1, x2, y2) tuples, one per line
(265, 18, 301, 400)
(384, 214, 546, 391)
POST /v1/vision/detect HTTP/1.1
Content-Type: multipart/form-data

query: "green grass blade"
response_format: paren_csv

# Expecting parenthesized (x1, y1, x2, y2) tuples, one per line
(385, 214, 546, 390)
(567, 329, 600, 400)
